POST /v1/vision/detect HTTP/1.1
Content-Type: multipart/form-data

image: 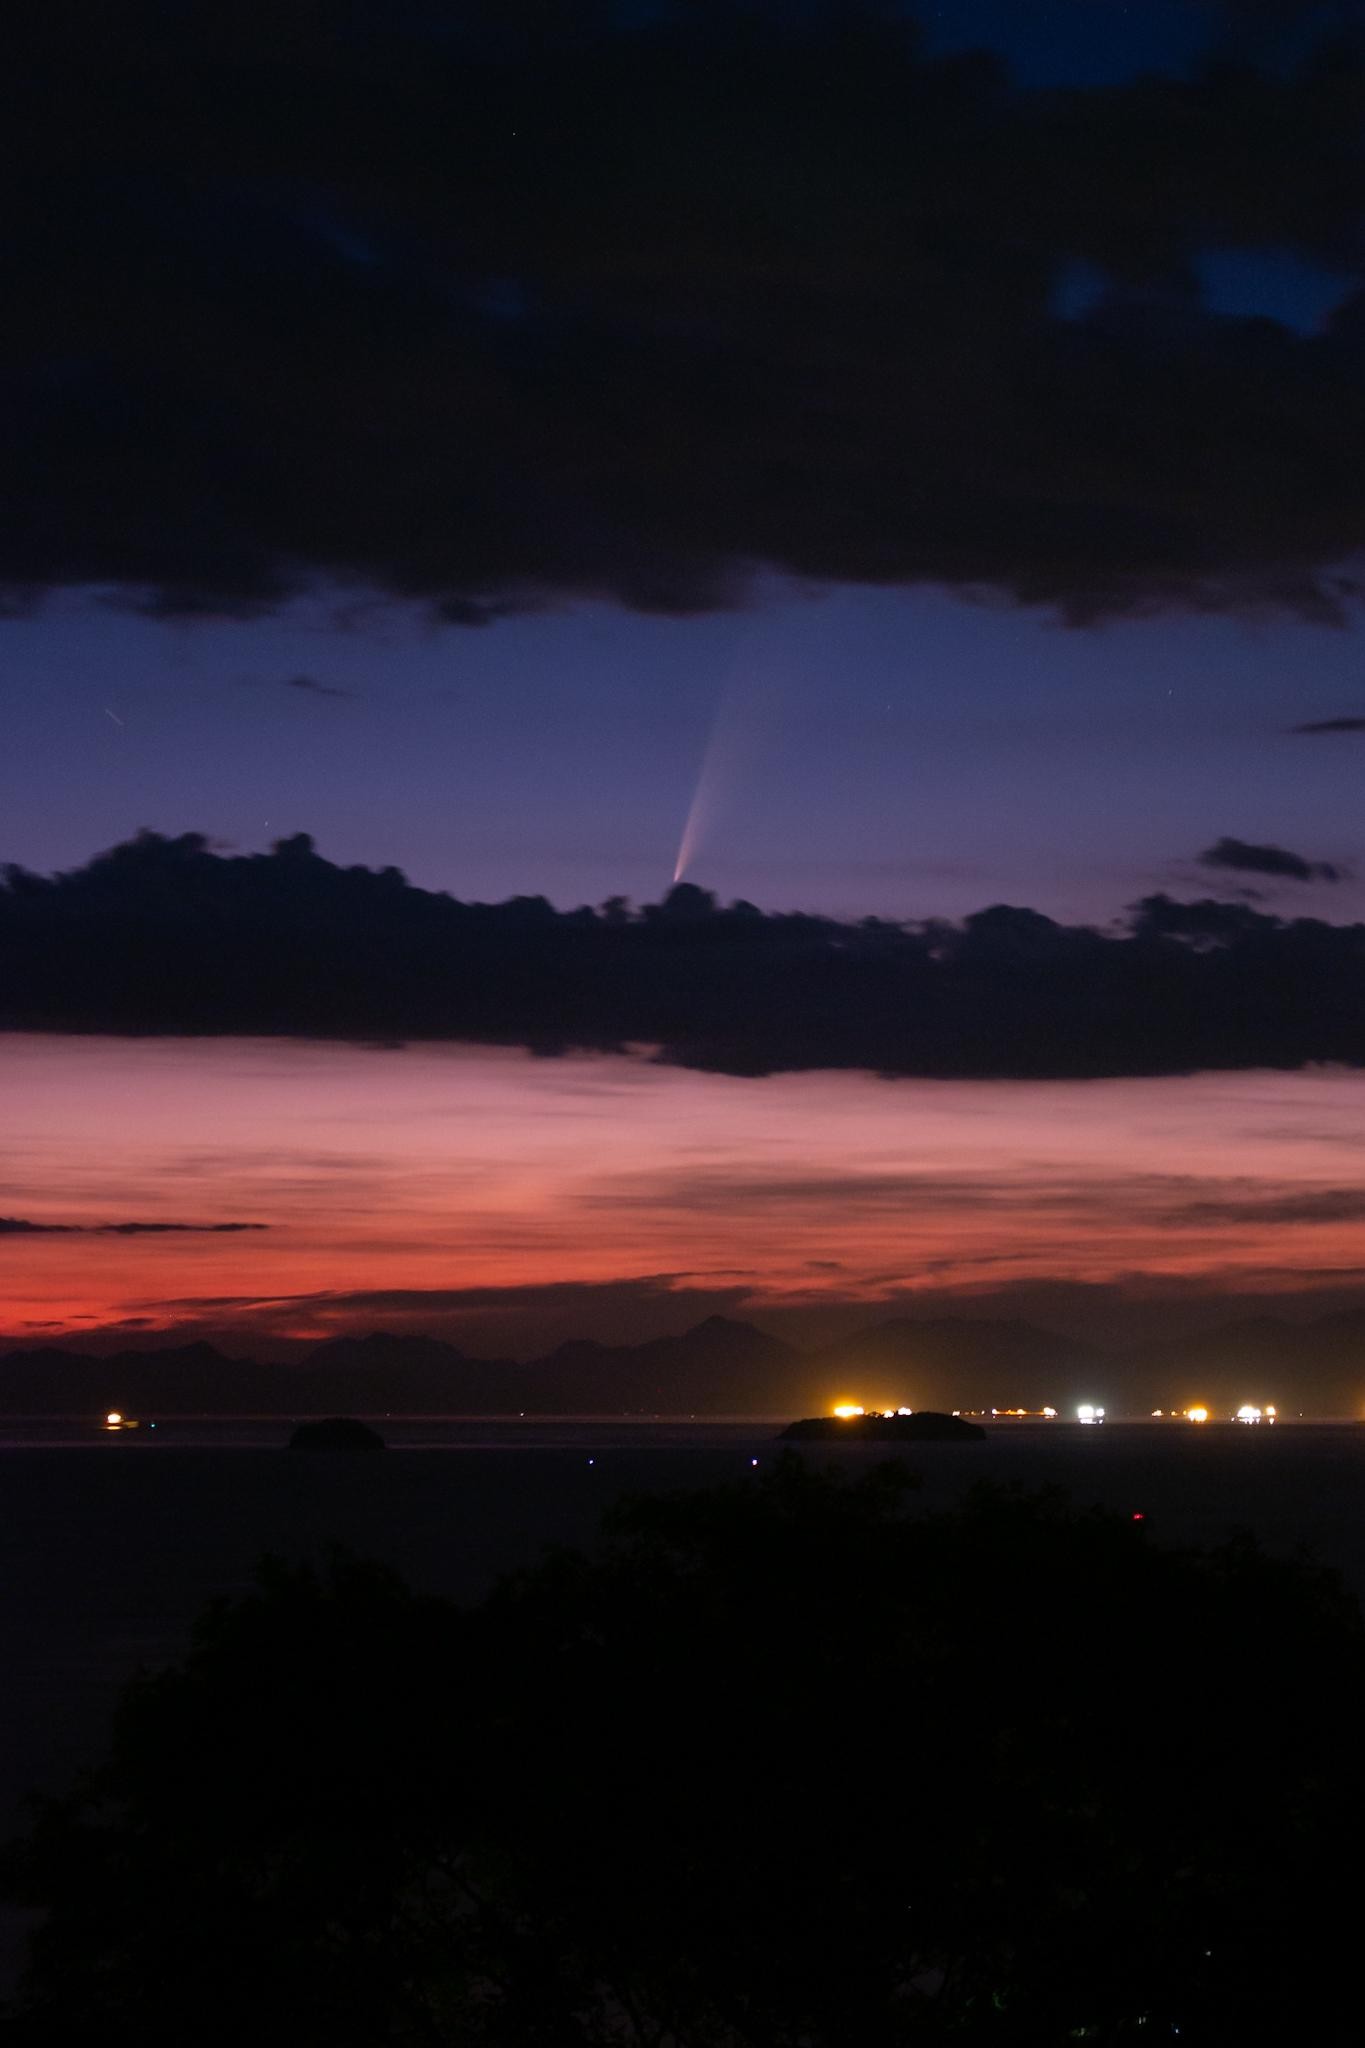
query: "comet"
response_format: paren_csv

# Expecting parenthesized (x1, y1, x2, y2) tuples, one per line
(672, 654, 783, 887)
(673, 708, 727, 884)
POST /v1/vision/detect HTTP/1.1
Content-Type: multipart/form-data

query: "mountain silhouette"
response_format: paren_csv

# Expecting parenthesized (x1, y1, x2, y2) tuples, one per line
(809, 1317, 1100, 1412)
(1, 1309, 1362, 1416)
(1132, 1313, 1365, 1413)
(0, 1318, 802, 1417)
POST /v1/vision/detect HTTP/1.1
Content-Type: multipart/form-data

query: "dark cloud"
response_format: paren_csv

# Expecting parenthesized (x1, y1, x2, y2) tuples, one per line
(99, 1221, 269, 1236)
(2, 5, 1365, 627)
(280, 675, 351, 700)
(590, 1161, 1365, 1232)
(116, 1274, 758, 1359)
(1196, 835, 1345, 882)
(583, 1166, 1150, 1216)
(9, 831, 1365, 1079)
(1165, 1187, 1365, 1225)
(1291, 715, 1365, 733)
(156, 1275, 724, 1319)
(0, 1216, 268, 1235)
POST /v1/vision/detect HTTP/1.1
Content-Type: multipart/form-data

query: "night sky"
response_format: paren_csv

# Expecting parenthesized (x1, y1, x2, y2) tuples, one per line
(6, 0, 1365, 1364)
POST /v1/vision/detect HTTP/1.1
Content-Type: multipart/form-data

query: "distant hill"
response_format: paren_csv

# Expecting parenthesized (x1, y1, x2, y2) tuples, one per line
(1130, 1312, 1365, 1415)
(808, 1317, 1101, 1413)
(0, 1316, 806, 1417)
(3, 1308, 1364, 1416)
(300, 1333, 522, 1411)
(518, 1316, 805, 1414)
(0, 1341, 275, 1416)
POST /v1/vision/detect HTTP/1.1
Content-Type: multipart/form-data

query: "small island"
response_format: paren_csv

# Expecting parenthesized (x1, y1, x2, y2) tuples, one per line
(287, 1416, 387, 1453)
(781, 1410, 986, 1443)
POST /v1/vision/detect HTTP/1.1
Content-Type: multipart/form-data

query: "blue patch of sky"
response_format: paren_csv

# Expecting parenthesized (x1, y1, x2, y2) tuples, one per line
(918, 1, 1362, 89)
(467, 277, 533, 323)
(916, 0, 1214, 87)
(1050, 259, 1108, 322)
(1196, 249, 1357, 334)
(1051, 250, 1356, 334)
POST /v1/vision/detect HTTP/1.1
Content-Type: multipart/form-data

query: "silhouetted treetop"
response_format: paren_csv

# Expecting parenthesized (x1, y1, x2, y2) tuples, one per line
(5, 1460, 1364, 2043)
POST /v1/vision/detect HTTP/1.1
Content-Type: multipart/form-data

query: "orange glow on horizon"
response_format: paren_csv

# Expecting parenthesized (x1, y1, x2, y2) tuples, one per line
(4, 1038, 1365, 1350)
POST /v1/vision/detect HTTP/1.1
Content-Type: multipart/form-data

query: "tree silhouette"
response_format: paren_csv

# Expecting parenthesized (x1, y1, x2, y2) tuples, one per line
(4, 1458, 1363, 2043)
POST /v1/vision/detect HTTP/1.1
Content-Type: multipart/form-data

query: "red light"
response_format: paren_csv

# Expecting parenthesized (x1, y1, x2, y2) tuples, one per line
(1132, 1512, 1145, 1521)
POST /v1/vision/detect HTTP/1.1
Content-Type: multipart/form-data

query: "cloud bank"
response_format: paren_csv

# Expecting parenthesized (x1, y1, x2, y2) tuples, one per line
(0, 1217, 268, 1235)
(6, 831, 1365, 1079)
(3, 3, 1365, 626)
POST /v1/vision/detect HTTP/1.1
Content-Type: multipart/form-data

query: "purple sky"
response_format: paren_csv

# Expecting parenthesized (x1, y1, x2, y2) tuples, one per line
(7, 0, 1365, 926)
(5, 581, 1363, 924)
(7, 1, 1365, 1364)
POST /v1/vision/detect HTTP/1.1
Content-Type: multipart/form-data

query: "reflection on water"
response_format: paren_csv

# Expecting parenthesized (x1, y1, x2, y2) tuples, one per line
(0, 1415, 1353, 1450)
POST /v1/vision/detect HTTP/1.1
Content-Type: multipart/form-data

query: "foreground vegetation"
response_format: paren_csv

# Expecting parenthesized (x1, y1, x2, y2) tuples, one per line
(5, 1458, 1362, 2044)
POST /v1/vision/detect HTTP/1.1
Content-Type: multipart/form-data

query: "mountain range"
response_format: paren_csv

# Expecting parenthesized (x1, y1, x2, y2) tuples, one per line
(3, 1309, 1365, 1416)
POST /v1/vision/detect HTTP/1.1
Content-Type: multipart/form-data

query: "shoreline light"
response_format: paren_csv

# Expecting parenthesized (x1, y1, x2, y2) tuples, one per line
(1077, 1404, 1105, 1425)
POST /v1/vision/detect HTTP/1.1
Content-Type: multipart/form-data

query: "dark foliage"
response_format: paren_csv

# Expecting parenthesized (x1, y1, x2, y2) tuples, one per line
(5, 832, 1365, 1077)
(4, 1460, 1364, 2043)
(4, 4, 1365, 626)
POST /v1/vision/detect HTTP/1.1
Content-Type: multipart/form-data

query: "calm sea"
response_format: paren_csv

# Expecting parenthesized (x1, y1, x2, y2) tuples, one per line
(3, 1418, 1364, 1982)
